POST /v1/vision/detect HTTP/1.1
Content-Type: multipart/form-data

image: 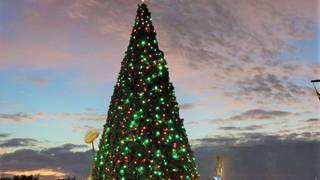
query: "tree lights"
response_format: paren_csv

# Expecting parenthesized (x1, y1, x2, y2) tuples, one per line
(92, 3, 199, 180)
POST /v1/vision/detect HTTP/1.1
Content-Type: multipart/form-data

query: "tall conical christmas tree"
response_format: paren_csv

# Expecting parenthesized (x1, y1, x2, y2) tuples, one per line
(92, 3, 200, 180)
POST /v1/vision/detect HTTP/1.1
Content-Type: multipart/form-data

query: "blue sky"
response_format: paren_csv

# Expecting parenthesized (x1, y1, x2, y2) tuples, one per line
(281, 32, 319, 63)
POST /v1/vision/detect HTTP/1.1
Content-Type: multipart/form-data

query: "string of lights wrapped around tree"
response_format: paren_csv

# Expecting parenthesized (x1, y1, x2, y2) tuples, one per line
(92, 3, 200, 180)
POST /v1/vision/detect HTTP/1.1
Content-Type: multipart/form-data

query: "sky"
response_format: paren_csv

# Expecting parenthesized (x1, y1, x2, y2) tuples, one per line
(0, 0, 319, 179)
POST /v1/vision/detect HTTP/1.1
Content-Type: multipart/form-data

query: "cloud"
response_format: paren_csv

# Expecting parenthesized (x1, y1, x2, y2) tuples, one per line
(210, 109, 293, 124)
(31, 77, 49, 86)
(305, 118, 320, 126)
(193, 131, 320, 147)
(71, 124, 101, 133)
(0, 138, 40, 148)
(67, 0, 309, 64)
(228, 73, 316, 104)
(60, 112, 105, 121)
(305, 118, 320, 122)
(231, 109, 292, 120)
(179, 103, 195, 110)
(1, 0, 319, 107)
(0, 112, 105, 122)
(151, 0, 318, 107)
(43, 143, 88, 154)
(85, 107, 100, 112)
(0, 3, 319, 179)
(186, 121, 200, 125)
(193, 137, 320, 180)
(219, 125, 264, 131)
(1, 169, 66, 179)
(194, 136, 238, 147)
(192, 132, 320, 180)
(157, 0, 316, 64)
(0, 113, 34, 122)
(67, 0, 135, 35)
(0, 133, 11, 138)
(0, 40, 74, 69)
(0, 143, 92, 179)
(1, 135, 318, 180)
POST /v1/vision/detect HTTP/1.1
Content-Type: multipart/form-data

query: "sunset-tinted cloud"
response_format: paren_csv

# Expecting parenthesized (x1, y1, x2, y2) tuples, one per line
(0, 113, 34, 122)
(0, 112, 105, 122)
(0, 0, 319, 179)
(0, 143, 90, 179)
(1, 134, 318, 180)
(1, 169, 66, 179)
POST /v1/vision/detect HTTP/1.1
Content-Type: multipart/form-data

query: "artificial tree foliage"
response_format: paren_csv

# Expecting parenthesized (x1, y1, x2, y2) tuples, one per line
(92, 3, 200, 180)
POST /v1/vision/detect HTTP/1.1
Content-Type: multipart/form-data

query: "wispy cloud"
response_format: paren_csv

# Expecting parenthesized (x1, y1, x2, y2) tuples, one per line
(31, 77, 49, 86)
(60, 112, 105, 121)
(0, 138, 40, 148)
(0, 133, 11, 138)
(0, 40, 74, 69)
(43, 143, 88, 154)
(193, 131, 320, 147)
(0, 112, 105, 122)
(229, 73, 315, 104)
(304, 118, 320, 126)
(0, 113, 34, 122)
(305, 118, 320, 122)
(71, 124, 101, 133)
(219, 125, 264, 131)
(179, 103, 195, 110)
(210, 109, 294, 124)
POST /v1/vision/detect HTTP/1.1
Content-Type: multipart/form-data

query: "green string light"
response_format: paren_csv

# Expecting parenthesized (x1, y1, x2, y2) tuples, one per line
(92, 3, 199, 179)
(141, 40, 146, 46)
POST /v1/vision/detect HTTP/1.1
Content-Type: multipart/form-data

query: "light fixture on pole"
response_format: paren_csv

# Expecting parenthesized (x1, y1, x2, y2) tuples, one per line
(84, 129, 100, 180)
(85, 129, 100, 156)
(311, 79, 320, 101)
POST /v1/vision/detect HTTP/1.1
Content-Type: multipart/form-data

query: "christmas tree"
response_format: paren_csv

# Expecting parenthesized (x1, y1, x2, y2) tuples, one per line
(92, 3, 200, 180)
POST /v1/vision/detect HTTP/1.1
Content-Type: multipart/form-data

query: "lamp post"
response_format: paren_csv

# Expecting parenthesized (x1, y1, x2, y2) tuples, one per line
(84, 130, 100, 180)
(311, 79, 320, 101)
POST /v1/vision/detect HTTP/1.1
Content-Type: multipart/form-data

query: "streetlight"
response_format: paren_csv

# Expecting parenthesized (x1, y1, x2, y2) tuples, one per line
(84, 129, 100, 180)
(311, 79, 320, 101)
